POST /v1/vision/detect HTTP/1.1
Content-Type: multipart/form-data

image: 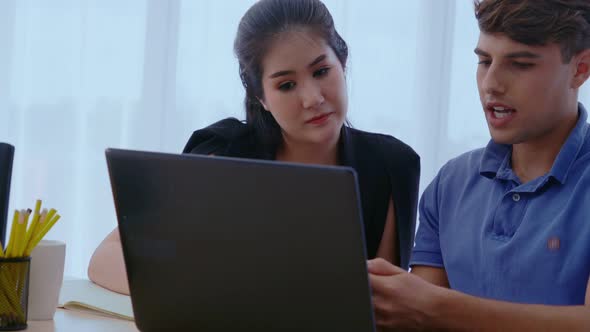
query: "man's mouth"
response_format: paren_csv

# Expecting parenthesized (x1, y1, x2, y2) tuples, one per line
(492, 106, 514, 119)
(486, 103, 516, 119)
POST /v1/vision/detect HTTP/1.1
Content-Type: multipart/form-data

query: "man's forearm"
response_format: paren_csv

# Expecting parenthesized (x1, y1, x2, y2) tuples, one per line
(431, 288, 590, 332)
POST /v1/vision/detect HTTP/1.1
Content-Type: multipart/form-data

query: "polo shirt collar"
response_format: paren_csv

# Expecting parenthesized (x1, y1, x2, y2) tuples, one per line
(479, 103, 589, 185)
(548, 103, 588, 184)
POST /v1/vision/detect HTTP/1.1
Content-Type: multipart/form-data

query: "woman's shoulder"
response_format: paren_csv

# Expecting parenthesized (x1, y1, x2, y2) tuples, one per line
(182, 118, 254, 155)
(345, 127, 420, 167)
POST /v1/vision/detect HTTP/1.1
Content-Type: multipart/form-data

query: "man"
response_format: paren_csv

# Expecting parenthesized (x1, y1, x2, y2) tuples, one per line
(369, 1, 590, 330)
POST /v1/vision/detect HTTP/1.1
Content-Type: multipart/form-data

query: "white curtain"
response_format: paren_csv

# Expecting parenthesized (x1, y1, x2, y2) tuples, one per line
(1, 0, 589, 277)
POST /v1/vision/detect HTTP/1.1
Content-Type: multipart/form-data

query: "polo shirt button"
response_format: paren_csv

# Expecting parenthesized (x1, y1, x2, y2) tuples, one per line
(512, 193, 521, 202)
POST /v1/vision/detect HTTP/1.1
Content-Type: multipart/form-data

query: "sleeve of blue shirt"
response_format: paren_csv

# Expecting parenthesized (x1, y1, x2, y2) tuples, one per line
(410, 169, 445, 268)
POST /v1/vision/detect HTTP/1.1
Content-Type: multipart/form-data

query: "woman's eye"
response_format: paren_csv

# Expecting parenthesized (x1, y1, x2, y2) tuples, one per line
(313, 67, 330, 78)
(278, 82, 295, 91)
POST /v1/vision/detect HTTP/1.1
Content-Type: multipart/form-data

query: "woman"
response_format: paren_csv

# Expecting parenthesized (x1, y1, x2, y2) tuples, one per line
(88, 0, 420, 295)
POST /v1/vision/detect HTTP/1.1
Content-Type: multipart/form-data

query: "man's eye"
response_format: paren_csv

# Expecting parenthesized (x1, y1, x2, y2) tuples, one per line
(513, 62, 535, 69)
(477, 60, 491, 67)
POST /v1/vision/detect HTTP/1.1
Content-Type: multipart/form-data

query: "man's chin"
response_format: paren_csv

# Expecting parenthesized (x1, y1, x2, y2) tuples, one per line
(489, 130, 517, 146)
(490, 132, 526, 146)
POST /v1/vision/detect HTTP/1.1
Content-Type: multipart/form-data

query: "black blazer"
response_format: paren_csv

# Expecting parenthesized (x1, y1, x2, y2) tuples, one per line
(183, 119, 420, 269)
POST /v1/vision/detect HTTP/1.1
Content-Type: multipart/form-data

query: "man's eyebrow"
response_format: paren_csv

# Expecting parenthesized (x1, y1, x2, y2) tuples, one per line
(504, 51, 542, 59)
(474, 48, 489, 57)
(474, 48, 541, 59)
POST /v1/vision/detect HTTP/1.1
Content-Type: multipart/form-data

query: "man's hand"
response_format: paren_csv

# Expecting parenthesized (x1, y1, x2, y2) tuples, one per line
(368, 258, 442, 331)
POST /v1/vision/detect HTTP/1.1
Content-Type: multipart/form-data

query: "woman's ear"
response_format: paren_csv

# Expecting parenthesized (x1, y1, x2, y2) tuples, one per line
(258, 98, 270, 111)
(571, 49, 590, 89)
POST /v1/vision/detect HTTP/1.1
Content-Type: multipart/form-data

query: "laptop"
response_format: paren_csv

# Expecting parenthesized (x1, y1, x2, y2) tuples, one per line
(105, 148, 376, 331)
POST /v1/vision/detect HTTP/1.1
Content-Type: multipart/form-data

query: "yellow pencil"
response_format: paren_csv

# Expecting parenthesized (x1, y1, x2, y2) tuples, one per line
(0, 200, 57, 323)
(23, 208, 41, 255)
(24, 209, 51, 256)
(33, 200, 41, 216)
(39, 213, 59, 236)
(25, 208, 47, 252)
(5, 210, 19, 258)
(11, 210, 25, 258)
(25, 214, 60, 256)
(14, 209, 31, 257)
(16, 209, 26, 257)
(42, 209, 57, 230)
(24, 200, 41, 244)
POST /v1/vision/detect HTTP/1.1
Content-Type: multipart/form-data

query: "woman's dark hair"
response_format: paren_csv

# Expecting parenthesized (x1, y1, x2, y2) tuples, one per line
(234, 0, 348, 151)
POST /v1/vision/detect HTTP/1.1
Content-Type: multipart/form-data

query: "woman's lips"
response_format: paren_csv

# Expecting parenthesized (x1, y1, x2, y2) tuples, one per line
(305, 112, 333, 125)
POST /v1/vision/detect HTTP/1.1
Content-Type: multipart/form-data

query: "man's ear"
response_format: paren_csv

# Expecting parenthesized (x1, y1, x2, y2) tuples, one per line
(258, 98, 270, 111)
(571, 49, 590, 89)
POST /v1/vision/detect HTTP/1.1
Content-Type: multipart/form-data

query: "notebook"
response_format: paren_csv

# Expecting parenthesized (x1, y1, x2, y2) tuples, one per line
(58, 277, 134, 321)
(106, 148, 376, 331)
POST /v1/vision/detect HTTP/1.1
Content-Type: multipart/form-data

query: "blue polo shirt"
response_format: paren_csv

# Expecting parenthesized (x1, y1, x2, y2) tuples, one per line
(410, 103, 590, 305)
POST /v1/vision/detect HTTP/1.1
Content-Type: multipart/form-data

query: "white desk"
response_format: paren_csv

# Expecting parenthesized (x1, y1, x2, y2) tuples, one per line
(25, 309, 138, 332)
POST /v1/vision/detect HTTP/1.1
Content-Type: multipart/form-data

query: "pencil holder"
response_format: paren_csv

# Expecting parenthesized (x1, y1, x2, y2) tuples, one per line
(0, 257, 30, 330)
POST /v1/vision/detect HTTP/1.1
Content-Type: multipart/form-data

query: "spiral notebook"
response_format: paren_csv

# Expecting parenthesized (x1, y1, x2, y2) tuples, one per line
(58, 278, 134, 321)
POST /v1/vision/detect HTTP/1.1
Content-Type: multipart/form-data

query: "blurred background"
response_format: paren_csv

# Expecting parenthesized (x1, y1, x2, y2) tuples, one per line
(1, 0, 589, 277)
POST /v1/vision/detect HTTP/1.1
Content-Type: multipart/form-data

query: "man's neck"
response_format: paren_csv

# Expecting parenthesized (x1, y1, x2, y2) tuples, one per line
(511, 111, 578, 184)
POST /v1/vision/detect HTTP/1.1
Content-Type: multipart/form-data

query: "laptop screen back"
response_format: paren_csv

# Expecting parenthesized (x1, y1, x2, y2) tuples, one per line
(106, 148, 376, 331)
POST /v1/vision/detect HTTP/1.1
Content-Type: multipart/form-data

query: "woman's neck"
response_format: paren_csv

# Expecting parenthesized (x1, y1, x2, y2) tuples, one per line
(275, 135, 340, 166)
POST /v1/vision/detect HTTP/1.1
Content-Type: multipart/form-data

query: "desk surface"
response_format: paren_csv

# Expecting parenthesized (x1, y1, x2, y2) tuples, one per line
(25, 309, 138, 332)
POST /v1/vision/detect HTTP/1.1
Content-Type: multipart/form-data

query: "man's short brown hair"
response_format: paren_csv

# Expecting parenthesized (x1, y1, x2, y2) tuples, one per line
(475, 0, 590, 63)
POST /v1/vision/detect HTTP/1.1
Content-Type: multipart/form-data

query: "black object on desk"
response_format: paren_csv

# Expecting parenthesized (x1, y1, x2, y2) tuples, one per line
(0, 143, 14, 248)
(107, 148, 377, 332)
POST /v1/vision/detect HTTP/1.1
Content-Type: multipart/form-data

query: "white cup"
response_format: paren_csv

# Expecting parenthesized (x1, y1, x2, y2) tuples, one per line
(26, 240, 66, 320)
